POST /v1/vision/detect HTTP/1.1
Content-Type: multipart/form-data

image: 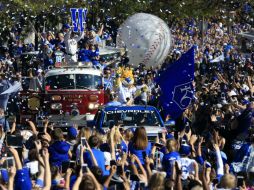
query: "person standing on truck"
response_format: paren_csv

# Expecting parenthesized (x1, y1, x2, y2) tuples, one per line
(0, 74, 11, 111)
(54, 43, 65, 67)
(64, 26, 85, 64)
(42, 41, 54, 70)
(87, 24, 104, 46)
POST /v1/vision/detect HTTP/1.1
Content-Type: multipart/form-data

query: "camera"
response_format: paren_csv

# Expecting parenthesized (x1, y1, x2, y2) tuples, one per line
(81, 137, 87, 147)
(82, 164, 88, 173)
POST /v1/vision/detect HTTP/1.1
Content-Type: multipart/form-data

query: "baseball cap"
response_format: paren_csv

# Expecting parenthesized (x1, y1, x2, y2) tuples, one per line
(179, 144, 191, 156)
(68, 127, 77, 139)
(166, 133, 174, 139)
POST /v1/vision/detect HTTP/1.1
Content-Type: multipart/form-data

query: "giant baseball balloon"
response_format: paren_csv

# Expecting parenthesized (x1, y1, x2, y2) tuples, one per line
(117, 13, 172, 67)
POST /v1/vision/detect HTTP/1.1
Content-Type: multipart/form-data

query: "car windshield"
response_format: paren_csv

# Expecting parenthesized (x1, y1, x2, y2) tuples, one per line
(103, 110, 161, 127)
(76, 74, 102, 89)
(45, 74, 102, 90)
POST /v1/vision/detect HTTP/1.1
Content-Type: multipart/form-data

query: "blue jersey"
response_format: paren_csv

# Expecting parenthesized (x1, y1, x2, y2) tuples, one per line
(78, 48, 99, 62)
(84, 148, 106, 175)
(128, 142, 152, 165)
(162, 151, 180, 178)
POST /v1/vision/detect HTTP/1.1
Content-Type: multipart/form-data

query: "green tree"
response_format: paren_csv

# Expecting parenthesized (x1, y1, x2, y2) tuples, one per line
(0, 0, 253, 44)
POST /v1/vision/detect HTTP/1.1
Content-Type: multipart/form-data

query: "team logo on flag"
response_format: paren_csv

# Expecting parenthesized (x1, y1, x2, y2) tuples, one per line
(172, 82, 193, 110)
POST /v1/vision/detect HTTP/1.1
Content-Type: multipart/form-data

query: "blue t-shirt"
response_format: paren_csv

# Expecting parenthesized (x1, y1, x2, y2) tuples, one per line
(84, 148, 106, 175)
(128, 142, 152, 165)
(78, 49, 92, 62)
(78, 48, 99, 62)
(14, 168, 32, 190)
(162, 151, 180, 178)
(100, 140, 127, 161)
(120, 140, 128, 153)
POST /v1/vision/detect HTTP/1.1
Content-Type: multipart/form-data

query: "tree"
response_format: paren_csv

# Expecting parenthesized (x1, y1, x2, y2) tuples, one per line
(0, 0, 253, 44)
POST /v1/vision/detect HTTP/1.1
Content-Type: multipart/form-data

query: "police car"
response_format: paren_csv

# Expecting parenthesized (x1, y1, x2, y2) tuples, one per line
(91, 105, 167, 139)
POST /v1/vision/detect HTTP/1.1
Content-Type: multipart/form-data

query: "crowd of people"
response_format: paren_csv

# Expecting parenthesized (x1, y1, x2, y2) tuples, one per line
(0, 2, 253, 190)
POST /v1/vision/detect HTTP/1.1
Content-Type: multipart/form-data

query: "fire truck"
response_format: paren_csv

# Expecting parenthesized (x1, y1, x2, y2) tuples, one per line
(44, 63, 105, 126)
(19, 46, 122, 127)
(20, 63, 105, 127)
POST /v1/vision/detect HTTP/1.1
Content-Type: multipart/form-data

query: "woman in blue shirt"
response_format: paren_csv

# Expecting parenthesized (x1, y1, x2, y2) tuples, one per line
(128, 127, 152, 165)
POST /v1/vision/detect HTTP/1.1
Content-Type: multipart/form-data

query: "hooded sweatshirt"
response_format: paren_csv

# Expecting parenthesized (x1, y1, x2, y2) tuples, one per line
(49, 141, 70, 166)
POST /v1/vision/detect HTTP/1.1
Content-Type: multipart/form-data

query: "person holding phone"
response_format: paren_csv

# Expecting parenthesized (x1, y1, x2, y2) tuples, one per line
(8, 146, 32, 190)
(178, 144, 199, 182)
(71, 163, 101, 190)
(73, 127, 91, 162)
(51, 165, 66, 190)
(82, 135, 106, 175)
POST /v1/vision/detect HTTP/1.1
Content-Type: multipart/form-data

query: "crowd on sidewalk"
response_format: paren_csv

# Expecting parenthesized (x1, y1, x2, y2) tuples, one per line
(0, 3, 254, 190)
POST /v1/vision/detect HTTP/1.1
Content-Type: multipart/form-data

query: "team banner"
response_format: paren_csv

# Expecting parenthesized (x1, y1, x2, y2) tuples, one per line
(156, 47, 195, 119)
(70, 8, 88, 32)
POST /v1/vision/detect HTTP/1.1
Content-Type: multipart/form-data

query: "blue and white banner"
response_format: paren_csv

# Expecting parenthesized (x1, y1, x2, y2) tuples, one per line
(1, 82, 22, 95)
(70, 8, 88, 32)
(210, 54, 224, 63)
(156, 47, 195, 119)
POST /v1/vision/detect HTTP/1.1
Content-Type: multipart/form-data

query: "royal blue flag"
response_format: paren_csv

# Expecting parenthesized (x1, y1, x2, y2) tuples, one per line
(156, 47, 195, 119)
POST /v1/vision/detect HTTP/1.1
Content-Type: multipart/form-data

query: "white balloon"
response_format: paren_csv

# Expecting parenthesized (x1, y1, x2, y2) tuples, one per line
(117, 13, 172, 67)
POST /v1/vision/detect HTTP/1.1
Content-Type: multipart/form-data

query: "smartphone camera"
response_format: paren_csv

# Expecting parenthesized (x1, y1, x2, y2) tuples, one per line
(181, 139, 187, 145)
(82, 164, 88, 173)
(81, 137, 86, 147)
(130, 174, 140, 182)
(117, 165, 123, 175)
(139, 182, 146, 189)
(69, 161, 76, 170)
(110, 160, 117, 167)
(237, 176, 244, 187)
(126, 170, 130, 178)
(142, 152, 147, 160)
(6, 157, 14, 168)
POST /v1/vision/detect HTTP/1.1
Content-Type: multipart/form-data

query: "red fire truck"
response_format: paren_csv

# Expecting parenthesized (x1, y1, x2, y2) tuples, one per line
(19, 47, 122, 127)
(20, 64, 105, 127)
(43, 64, 105, 126)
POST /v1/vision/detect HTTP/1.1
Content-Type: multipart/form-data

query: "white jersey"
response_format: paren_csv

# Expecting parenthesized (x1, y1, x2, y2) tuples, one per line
(178, 157, 196, 180)
(64, 30, 84, 62)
